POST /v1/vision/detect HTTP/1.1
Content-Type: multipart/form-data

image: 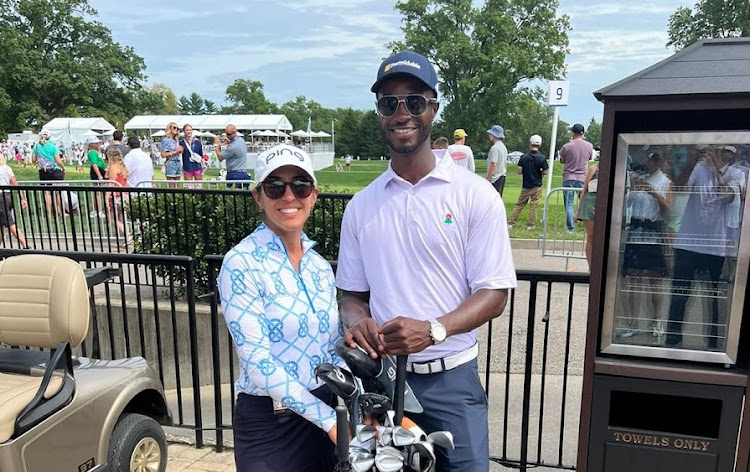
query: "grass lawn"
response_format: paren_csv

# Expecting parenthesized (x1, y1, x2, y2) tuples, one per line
(7, 157, 584, 240)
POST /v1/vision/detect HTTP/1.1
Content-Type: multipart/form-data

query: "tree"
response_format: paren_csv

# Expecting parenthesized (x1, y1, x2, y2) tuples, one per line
(136, 83, 179, 115)
(0, 0, 146, 134)
(178, 92, 207, 115)
(223, 79, 278, 114)
(204, 100, 218, 114)
(585, 117, 602, 150)
(667, 0, 750, 50)
(332, 107, 366, 157)
(281, 96, 325, 130)
(390, 0, 570, 141)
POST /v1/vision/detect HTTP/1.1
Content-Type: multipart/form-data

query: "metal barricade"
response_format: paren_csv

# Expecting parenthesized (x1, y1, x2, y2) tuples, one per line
(18, 179, 123, 187)
(135, 180, 256, 190)
(542, 187, 587, 270)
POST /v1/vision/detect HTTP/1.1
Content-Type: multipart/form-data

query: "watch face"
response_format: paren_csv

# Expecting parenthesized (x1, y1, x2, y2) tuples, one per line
(432, 321, 447, 343)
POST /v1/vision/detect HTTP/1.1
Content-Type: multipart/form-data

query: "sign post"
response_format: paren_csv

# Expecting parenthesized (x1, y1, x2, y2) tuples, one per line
(547, 80, 570, 195)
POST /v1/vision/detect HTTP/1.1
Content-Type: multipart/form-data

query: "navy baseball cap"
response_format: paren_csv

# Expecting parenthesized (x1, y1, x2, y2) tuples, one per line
(371, 51, 438, 95)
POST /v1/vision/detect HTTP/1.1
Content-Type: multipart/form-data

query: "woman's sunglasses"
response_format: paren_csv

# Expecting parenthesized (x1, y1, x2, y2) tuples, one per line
(261, 179, 314, 200)
(376, 94, 438, 118)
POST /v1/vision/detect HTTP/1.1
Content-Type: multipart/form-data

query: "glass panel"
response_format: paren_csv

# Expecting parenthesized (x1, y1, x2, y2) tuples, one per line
(611, 142, 749, 353)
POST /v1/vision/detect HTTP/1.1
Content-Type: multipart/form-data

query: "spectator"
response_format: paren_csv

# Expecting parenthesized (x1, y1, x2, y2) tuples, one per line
(432, 136, 449, 158)
(180, 124, 204, 182)
(160, 122, 184, 188)
(508, 134, 548, 231)
(448, 128, 476, 173)
(214, 124, 249, 186)
(0, 153, 28, 248)
(110, 130, 130, 157)
(576, 162, 598, 268)
(86, 136, 107, 219)
(344, 154, 353, 172)
(33, 129, 66, 218)
(218, 145, 344, 471)
(336, 50, 516, 471)
(124, 137, 154, 188)
(105, 148, 129, 245)
(559, 123, 594, 231)
(486, 125, 508, 196)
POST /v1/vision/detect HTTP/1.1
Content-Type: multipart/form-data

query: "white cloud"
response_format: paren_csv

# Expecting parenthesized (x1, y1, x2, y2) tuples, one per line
(567, 30, 672, 73)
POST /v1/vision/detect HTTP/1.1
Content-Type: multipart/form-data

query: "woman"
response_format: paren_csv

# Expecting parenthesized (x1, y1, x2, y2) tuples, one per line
(86, 136, 106, 218)
(160, 122, 183, 188)
(576, 162, 598, 268)
(0, 154, 28, 248)
(104, 148, 129, 245)
(180, 124, 204, 182)
(218, 144, 344, 472)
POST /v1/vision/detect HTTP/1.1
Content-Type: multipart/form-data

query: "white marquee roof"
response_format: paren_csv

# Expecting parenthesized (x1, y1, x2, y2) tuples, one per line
(124, 114, 293, 132)
(43, 117, 116, 132)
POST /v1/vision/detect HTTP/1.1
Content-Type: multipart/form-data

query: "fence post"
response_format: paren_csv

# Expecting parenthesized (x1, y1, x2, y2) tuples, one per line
(208, 258, 225, 452)
(185, 259, 204, 448)
(519, 278, 539, 472)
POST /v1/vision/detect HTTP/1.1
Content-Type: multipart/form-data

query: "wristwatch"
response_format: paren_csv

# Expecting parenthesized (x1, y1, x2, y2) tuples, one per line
(428, 319, 447, 345)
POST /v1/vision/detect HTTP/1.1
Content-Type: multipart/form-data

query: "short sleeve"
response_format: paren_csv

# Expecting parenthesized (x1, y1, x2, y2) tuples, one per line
(335, 199, 370, 292)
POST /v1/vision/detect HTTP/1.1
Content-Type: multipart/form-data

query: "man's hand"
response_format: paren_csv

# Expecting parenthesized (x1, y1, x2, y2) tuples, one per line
(345, 318, 384, 359)
(379, 316, 432, 355)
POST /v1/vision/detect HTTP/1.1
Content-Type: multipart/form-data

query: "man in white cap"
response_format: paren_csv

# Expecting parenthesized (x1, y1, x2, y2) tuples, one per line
(508, 135, 548, 230)
(486, 124, 508, 196)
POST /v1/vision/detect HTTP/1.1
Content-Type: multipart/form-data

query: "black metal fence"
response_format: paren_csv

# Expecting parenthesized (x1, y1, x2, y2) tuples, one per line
(0, 185, 350, 263)
(0, 247, 588, 470)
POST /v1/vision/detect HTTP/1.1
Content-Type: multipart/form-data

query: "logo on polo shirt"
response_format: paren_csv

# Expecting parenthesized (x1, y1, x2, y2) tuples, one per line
(444, 213, 453, 224)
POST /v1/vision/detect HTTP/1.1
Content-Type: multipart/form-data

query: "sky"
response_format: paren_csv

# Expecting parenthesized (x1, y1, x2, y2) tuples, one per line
(89, 0, 694, 127)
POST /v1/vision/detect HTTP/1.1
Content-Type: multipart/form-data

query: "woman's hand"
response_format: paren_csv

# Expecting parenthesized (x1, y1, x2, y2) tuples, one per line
(175, 146, 184, 154)
(21, 199, 27, 210)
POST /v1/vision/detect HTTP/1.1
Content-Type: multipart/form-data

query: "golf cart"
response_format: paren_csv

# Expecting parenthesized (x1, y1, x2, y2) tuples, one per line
(0, 254, 171, 472)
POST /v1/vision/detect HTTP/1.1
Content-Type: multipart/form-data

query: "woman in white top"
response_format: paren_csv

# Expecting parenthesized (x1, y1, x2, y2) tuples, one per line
(0, 154, 28, 248)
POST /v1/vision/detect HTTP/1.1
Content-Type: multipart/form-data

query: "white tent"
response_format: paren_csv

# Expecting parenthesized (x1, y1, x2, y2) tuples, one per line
(123, 114, 293, 134)
(41, 117, 116, 146)
(291, 130, 310, 137)
(313, 131, 332, 138)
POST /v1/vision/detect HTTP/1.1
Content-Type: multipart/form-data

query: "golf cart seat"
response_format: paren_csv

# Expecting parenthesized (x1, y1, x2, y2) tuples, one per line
(0, 255, 90, 443)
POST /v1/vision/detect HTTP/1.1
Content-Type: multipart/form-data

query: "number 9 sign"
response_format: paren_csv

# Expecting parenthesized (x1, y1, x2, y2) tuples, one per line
(548, 81, 570, 106)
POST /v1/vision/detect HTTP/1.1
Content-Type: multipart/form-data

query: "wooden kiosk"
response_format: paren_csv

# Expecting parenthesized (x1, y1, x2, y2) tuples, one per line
(577, 38, 750, 471)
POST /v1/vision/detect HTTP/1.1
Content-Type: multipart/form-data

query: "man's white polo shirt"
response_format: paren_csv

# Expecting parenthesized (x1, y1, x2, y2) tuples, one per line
(336, 154, 517, 362)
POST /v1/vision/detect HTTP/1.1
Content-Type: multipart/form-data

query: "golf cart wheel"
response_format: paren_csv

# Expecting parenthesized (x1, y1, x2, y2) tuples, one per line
(108, 413, 167, 472)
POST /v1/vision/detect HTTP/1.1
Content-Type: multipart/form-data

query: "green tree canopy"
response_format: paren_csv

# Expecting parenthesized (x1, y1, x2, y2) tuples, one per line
(136, 83, 179, 115)
(0, 0, 146, 134)
(390, 0, 571, 140)
(667, 0, 750, 50)
(223, 79, 278, 114)
(178, 92, 208, 115)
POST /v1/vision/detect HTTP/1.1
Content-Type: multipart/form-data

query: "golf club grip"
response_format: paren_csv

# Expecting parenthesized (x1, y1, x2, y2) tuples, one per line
(334, 405, 350, 469)
(393, 355, 407, 426)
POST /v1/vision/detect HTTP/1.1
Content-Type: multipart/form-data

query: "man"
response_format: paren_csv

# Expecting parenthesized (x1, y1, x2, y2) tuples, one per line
(448, 128, 475, 173)
(432, 136, 449, 159)
(508, 135, 548, 230)
(344, 153, 353, 171)
(33, 129, 65, 218)
(559, 123, 593, 231)
(666, 146, 738, 350)
(213, 124, 249, 186)
(110, 130, 130, 157)
(336, 50, 517, 472)
(486, 125, 508, 196)
(124, 137, 154, 188)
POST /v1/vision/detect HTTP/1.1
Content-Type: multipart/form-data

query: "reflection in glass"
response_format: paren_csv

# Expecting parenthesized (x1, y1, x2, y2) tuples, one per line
(612, 143, 749, 353)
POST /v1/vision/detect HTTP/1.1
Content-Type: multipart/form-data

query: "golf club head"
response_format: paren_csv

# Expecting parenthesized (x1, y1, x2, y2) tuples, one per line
(356, 424, 377, 443)
(315, 363, 357, 398)
(359, 392, 392, 416)
(410, 441, 436, 472)
(378, 426, 393, 447)
(350, 452, 375, 472)
(336, 339, 424, 415)
(335, 338, 382, 378)
(314, 363, 363, 429)
(392, 426, 417, 447)
(427, 431, 455, 450)
(374, 447, 405, 472)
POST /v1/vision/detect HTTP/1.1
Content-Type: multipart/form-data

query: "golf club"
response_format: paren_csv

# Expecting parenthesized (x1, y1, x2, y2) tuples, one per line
(334, 406, 351, 471)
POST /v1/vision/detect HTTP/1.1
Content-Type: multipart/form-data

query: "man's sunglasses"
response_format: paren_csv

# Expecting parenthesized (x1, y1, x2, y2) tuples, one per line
(261, 179, 314, 200)
(225, 130, 235, 136)
(376, 94, 438, 118)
